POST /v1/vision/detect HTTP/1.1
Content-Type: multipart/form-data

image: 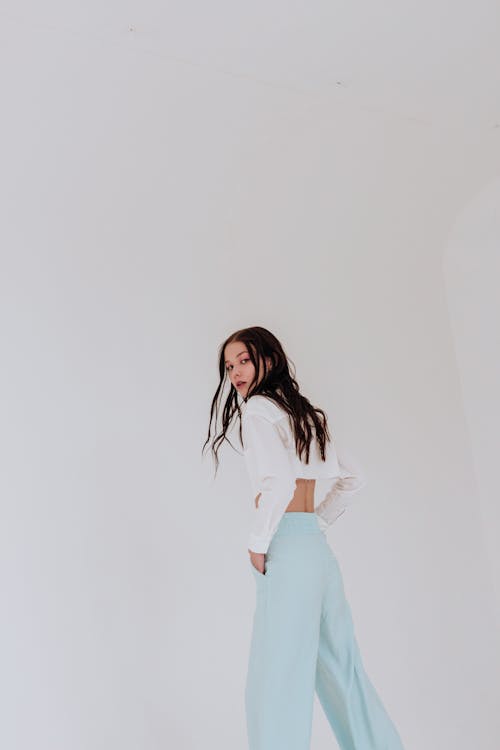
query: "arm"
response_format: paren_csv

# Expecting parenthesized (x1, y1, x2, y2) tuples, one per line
(314, 445, 366, 532)
(242, 412, 297, 554)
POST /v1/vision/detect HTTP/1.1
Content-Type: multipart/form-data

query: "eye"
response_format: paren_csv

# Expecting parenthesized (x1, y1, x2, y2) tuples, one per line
(226, 359, 248, 371)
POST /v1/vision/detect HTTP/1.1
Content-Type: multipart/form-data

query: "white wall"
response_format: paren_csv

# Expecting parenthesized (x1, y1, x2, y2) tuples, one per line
(1, 15, 499, 750)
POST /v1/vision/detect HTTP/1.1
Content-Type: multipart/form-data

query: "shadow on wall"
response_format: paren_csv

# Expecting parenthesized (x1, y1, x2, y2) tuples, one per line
(443, 176, 500, 636)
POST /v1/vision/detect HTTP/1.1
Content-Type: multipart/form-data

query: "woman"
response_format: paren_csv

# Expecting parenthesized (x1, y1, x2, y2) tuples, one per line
(203, 326, 406, 750)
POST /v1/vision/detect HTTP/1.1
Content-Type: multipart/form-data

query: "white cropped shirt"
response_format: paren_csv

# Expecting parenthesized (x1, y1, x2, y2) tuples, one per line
(240, 394, 366, 553)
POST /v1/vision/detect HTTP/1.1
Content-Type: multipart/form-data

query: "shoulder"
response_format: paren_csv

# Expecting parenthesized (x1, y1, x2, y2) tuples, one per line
(242, 394, 287, 424)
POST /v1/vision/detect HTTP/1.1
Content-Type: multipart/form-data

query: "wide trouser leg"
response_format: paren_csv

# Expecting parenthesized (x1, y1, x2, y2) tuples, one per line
(245, 533, 324, 750)
(315, 551, 405, 750)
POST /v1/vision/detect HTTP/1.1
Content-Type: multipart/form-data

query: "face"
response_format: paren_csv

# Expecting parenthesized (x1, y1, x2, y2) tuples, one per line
(224, 340, 271, 399)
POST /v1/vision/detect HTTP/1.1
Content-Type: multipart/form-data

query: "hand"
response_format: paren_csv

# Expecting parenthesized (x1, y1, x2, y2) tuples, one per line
(248, 548, 266, 574)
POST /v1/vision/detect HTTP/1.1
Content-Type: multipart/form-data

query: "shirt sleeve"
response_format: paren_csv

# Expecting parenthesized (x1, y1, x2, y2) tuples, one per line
(314, 445, 367, 533)
(242, 412, 297, 554)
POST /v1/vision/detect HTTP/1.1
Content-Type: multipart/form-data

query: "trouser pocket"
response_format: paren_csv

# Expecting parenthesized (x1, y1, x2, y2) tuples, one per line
(250, 563, 267, 581)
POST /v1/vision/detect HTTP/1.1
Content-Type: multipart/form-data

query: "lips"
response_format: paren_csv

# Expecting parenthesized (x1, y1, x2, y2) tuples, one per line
(236, 381, 246, 387)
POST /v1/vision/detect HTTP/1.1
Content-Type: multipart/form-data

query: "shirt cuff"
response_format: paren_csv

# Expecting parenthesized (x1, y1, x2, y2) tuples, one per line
(314, 511, 330, 533)
(247, 532, 272, 554)
(314, 506, 346, 533)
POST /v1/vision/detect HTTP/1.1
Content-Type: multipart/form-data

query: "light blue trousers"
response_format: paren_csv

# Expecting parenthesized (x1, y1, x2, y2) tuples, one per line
(245, 512, 405, 750)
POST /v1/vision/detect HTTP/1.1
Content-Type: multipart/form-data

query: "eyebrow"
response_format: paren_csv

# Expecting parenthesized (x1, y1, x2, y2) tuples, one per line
(224, 350, 248, 364)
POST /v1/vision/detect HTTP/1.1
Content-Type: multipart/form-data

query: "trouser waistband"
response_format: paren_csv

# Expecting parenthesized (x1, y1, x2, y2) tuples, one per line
(273, 512, 322, 536)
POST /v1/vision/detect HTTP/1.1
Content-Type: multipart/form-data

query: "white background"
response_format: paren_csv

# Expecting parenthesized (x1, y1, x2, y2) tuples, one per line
(1, 3, 499, 749)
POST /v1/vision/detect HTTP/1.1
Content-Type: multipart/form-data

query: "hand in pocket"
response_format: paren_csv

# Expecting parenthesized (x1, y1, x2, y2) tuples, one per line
(248, 549, 266, 575)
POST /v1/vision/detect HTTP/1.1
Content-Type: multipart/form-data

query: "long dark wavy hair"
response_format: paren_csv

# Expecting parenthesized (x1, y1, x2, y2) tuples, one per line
(202, 326, 333, 475)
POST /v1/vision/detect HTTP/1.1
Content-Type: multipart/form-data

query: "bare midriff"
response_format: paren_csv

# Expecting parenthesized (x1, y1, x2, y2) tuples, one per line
(254, 478, 316, 513)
